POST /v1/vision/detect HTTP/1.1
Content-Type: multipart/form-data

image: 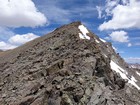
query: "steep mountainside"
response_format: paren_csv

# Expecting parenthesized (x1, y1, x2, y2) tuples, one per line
(0, 22, 140, 105)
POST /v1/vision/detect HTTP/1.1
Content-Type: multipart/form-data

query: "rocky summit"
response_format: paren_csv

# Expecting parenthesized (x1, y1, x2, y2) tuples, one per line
(0, 22, 140, 105)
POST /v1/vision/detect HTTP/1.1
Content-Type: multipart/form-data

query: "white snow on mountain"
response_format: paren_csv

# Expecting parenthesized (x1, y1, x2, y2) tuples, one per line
(110, 60, 140, 90)
(78, 25, 90, 40)
(95, 38, 100, 43)
(99, 38, 106, 43)
(136, 71, 140, 77)
(129, 64, 140, 69)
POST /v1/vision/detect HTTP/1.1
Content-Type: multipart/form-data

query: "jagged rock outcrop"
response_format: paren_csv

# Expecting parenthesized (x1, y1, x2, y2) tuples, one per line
(0, 22, 140, 105)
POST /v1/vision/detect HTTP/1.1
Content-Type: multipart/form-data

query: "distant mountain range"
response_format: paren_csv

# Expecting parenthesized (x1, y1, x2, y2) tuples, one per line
(129, 63, 140, 69)
(0, 22, 140, 105)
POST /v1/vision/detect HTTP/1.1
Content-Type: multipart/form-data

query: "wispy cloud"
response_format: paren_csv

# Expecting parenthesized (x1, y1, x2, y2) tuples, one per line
(0, 27, 14, 41)
(134, 43, 140, 46)
(96, 6, 102, 19)
(125, 57, 140, 64)
(41, 5, 71, 24)
(131, 37, 140, 40)
(35, 0, 97, 24)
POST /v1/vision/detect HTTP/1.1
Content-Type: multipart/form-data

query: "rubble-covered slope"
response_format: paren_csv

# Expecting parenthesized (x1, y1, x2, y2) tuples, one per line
(0, 22, 140, 105)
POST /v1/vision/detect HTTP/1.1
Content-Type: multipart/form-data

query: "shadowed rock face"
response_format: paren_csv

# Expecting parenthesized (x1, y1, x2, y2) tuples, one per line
(0, 22, 140, 105)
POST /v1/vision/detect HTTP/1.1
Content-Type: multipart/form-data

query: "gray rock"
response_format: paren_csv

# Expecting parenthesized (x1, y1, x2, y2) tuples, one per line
(0, 21, 140, 105)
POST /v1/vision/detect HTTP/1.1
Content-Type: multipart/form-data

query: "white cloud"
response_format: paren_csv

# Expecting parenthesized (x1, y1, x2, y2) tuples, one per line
(122, 0, 129, 5)
(134, 43, 140, 46)
(128, 43, 132, 47)
(108, 31, 129, 42)
(0, 27, 15, 41)
(0, 0, 46, 50)
(99, 0, 140, 30)
(0, 41, 17, 50)
(0, 33, 39, 50)
(9, 33, 39, 45)
(104, 36, 110, 40)
(0, 0, 47, 27)
(125, 57, 140, 63)
(96, 6, 102, 18)
(105, 0, 119, 16)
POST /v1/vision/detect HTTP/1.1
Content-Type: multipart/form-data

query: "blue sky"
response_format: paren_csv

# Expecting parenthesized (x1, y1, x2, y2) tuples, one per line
(0, 0, 140, 63)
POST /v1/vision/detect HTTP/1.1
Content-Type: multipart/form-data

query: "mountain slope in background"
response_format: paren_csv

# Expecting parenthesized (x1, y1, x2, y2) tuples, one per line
(129, 63, 140, 70)
(0, 22, 140, 105)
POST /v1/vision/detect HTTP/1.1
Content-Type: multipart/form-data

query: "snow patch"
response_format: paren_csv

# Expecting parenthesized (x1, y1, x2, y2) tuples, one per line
(131, 76, 137, 82)
(112, 46, 117, 51)
(95, 39, 100, 43)
(130, 65, 140, 69)
(128, 76, 140, 90)
(136, 71, 140, 77)
(79, 33, 85, 39)
(99, 38, 106, 42)
(78, 25, 90, 40)
(103, 54, 107, 58)
(131, 65, 136, 68)
(110, 60, 140, 90)
(110, 60, 128, 75)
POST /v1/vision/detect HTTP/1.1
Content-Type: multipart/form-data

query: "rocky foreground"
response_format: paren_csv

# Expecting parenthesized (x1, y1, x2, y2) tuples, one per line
(0, 22, 140, 105)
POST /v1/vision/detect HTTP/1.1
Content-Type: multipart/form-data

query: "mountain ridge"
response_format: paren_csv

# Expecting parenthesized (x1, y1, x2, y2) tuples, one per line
(0, 21, 140, 105)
